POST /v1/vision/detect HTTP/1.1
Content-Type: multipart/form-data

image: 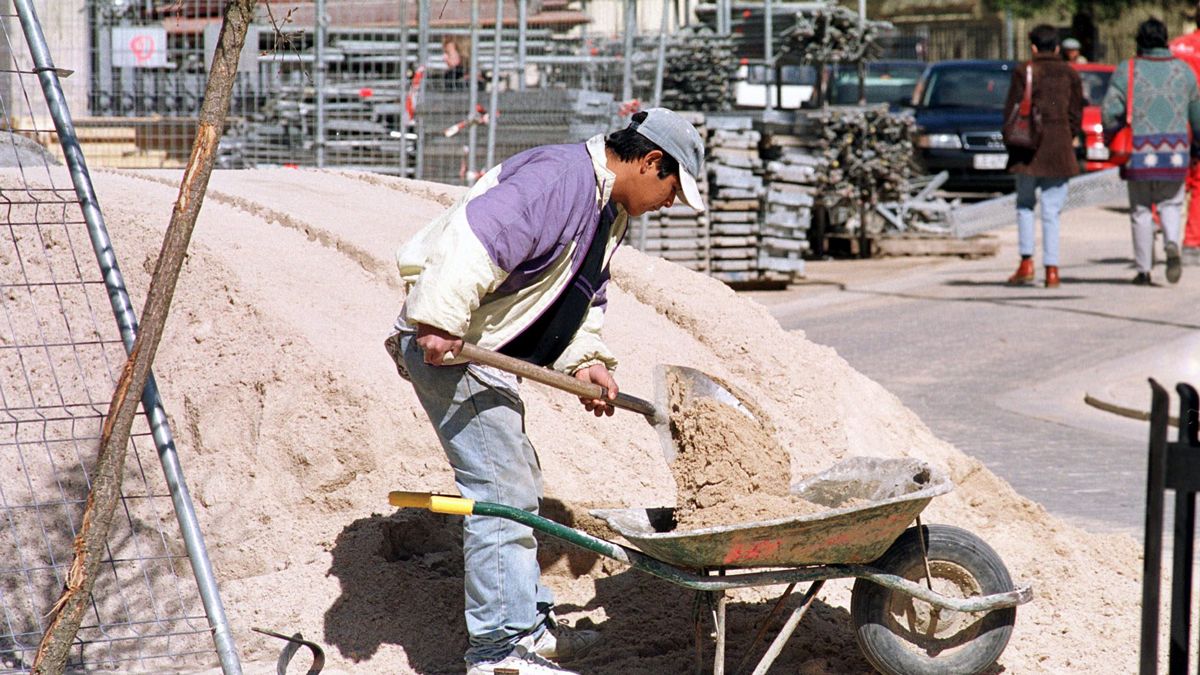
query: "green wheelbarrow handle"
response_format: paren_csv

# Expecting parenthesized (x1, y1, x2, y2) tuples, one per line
(387, 491, 1033, 613)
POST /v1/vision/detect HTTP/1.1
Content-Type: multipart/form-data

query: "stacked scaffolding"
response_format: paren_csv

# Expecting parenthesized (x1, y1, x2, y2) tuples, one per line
(704, 116, 765, 283)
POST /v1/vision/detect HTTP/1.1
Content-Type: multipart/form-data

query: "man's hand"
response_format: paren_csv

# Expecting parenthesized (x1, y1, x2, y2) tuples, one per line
(574, 364, 617, 417)
(415, 323, 464, 366)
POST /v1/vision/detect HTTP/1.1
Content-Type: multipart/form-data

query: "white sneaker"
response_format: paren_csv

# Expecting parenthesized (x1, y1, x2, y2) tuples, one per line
(531, 620, 601, 661)
(466, 651, 578, 675)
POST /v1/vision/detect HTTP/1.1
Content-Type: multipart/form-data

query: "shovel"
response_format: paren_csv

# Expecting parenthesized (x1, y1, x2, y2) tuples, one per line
(457, 342, 756, 462)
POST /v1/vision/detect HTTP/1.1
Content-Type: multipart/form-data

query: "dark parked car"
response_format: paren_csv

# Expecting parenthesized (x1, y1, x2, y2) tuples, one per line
(911, 60, 1017, 192)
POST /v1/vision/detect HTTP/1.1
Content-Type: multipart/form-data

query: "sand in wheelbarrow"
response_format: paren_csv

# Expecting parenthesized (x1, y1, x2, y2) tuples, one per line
(60, 169, 1147, 674)
(666, 377, 847, 530)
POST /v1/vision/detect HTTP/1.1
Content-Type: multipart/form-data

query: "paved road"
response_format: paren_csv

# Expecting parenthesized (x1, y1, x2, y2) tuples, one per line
(744, 202, 1200, 534)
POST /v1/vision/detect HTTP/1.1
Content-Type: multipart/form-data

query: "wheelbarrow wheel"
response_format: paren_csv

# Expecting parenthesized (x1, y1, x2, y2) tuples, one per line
(850, 524, 1016, 675)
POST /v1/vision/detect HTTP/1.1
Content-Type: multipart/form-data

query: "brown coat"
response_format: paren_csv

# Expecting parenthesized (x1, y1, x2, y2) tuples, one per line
(1004, 53, 1084, 177)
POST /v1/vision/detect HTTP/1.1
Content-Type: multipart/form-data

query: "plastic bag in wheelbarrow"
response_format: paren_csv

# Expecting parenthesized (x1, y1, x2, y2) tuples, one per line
(590, 457, 952, 569)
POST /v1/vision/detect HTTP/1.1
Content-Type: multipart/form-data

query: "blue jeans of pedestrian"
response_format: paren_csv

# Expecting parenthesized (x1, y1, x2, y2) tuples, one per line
(398, 333, 552, 664)
(1015, 174, 1069, 267)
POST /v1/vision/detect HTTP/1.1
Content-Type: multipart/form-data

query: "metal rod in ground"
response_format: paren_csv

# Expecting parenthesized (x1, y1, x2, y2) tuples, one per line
(416, 0, 430, 179)
(653, 0, 667, 107)
(468, 0, 480, 182)
(750, 581, 825, 675)
(765, 0, 774, 112)
(315, 0, 327, 167)
(19, 0, 249, 672)
(486, 0, 503, 169)
(517, 0, 527, 91)
(398, 0, 409, 176)
(622, 0, 635, 104)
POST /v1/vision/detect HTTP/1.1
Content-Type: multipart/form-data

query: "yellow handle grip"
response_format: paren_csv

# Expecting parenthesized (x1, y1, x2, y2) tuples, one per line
(388, 491, 476, 516)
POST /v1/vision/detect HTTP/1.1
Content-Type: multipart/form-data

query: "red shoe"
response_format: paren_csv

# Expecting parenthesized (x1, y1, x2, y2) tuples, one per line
(1045, 266, 1060, 288)
(1007, 258, 1035, 285)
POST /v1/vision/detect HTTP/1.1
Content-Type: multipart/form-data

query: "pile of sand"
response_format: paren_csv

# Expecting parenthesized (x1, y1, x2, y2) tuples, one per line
(74, 167, 1143, 674)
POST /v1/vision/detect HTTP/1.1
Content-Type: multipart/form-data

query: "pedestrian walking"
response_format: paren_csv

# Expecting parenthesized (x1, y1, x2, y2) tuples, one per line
(1062, 37, 1088, 64)
(1003, 25, 1084, 288)
(1102, 18, 1200, 285)
(384, 109, 706, 675)
(1170, 2, 1200, 264)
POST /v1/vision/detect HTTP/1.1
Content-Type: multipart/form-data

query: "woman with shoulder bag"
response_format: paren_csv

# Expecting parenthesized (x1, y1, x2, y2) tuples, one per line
(1002, 24, 1084, 288)
(1101, 18, 1200, 286)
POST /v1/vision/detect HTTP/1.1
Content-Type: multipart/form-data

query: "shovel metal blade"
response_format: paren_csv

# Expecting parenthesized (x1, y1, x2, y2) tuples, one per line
(653, 364, 759, 464)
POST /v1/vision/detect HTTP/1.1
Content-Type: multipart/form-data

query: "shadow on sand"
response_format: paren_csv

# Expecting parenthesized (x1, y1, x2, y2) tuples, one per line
(323, 499, 964, 674)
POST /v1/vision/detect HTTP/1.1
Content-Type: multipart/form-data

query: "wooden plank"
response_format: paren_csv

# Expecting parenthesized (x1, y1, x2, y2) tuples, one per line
(876, 233, 1000, 258)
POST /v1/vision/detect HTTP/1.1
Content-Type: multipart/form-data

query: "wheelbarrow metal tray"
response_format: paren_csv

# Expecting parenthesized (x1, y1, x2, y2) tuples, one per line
(592, 457, 952, 569)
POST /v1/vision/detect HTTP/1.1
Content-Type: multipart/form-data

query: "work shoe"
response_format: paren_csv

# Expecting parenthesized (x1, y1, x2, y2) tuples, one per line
(1044, 265, 1060, 289)
(532, 620, 601, 661)
(1165, 242, 1183, 284)
(467, 651, 578, 675)
(1133, 271, 1153, 286)
(1006, 258, 1035, 285)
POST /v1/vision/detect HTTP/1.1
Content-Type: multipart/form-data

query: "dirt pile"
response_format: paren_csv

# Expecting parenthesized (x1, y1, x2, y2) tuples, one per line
(60, 167, 1146, 674)
(666, 373, 831, 530)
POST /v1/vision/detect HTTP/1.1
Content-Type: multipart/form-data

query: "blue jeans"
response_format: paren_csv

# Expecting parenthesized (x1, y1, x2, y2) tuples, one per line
(398, 333, 552, 664)
(1015, 174, 1069, 266)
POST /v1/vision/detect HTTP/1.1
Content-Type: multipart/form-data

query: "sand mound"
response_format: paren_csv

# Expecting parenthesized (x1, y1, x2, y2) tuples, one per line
(73, 168, 1142, 674)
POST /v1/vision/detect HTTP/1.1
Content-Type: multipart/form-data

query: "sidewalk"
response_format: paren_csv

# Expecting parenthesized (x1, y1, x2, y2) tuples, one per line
(743, 200, 1200, 533)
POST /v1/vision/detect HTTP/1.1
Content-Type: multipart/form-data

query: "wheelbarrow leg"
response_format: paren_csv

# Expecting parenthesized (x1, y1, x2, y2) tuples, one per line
(714, 591, 728, 675)
(749, 580, 825, 675)
(692, 589, 729, 675)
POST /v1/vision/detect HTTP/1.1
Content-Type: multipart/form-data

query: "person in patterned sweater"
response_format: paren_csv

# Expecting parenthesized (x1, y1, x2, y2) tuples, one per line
(1170, 3, 1200, 263)
(1102, 18, 1200, 285)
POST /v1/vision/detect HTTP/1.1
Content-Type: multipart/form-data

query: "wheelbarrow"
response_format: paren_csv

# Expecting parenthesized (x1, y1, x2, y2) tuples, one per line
(389, 457, 1033, 675)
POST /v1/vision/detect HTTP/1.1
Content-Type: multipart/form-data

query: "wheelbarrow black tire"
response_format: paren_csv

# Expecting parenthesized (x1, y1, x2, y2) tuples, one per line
(850, 524, 1016, 675)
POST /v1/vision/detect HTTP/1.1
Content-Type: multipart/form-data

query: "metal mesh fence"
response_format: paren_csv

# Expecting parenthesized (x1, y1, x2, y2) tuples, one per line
(0, 4, 219, 672)
(11, 1, 746, 184)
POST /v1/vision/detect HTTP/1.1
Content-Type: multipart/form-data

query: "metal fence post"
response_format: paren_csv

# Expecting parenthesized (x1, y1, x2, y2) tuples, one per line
(12, 1, 242, 673)
(315, 0, 327, 168)
(518, 0, 527, 91)
(764, 0, 773, 112)
(399, 0, 410, 176)
(467, 0, 480, 182)
(416, 0, 430, 179)
(622, 0, 634, 104)
(486, 0, 503, 169)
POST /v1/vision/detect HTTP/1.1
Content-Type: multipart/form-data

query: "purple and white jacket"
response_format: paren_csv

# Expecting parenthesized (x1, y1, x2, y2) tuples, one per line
(394, 134, 627, 374)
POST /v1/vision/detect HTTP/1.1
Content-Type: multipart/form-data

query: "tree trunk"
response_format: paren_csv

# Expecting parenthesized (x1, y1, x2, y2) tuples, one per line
(32, 1, 259, 672)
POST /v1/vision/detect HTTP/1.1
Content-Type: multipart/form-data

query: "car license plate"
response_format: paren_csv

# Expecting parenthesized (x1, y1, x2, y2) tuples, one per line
(1086, 146, 1110, 161)
(972, 153, 1008, 170)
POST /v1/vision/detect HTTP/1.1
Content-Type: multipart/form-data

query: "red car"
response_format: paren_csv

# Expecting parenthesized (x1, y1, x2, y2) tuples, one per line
(1071, 62, 1117, 172)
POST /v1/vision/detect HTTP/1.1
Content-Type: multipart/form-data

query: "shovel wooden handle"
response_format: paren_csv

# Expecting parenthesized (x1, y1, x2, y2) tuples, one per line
(458, 342, 657, 418)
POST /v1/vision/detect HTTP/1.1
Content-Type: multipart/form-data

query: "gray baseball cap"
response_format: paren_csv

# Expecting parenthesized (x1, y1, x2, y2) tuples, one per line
(1062, 37, 1081, 50)
(628, 107, 706, 211)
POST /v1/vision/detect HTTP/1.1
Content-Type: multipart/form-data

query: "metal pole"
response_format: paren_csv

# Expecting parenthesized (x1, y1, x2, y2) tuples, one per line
(653, 0, 668, 107)
(857, 0, 866, 105)
(622, 0, 635, 104)
(398, 0, 409, 177)
(764, 0, 773, 112)
(1004, 9, 1015, 60)
(468, 0, 480, 182)
(12, 2, 243, 673)
(416, 0, 430, 179)
(518, 0, 527, 91)
(486, 0, 504, 168)
(315, 0, 327, 167)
